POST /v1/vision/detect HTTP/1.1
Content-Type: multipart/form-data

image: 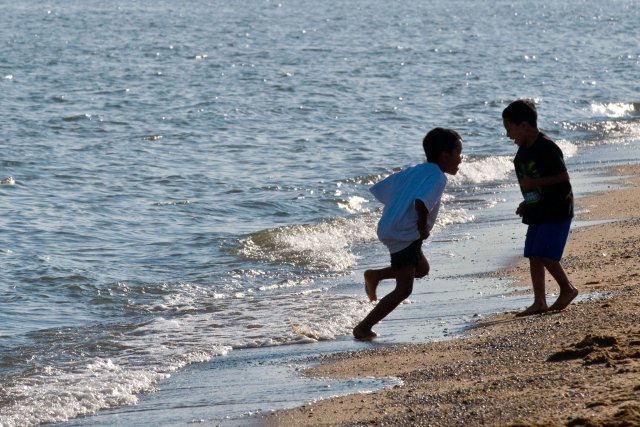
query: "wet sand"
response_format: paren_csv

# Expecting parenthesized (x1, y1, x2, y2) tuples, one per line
(262, 164, 640, 427)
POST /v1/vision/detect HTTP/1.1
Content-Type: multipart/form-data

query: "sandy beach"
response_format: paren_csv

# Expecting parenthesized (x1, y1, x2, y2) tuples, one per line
(262, 164, 640, 427)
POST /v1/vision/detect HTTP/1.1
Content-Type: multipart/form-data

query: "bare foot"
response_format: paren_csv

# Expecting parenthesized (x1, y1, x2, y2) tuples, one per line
(353, 324, 378, 341)
(515, 303, 549, 317)
(548, 287, 579, 312)
(364, 270, 379, 301)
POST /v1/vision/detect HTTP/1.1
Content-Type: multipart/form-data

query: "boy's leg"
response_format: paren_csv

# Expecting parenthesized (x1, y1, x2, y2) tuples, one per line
(363, 254, 429, 301)
(363, 267, 395, 301)
(544, 258, 578, 311)
(518, 219, 575, 317)
(516, 256, 549, 317)
(354, 264, 415, 339)
(415, 251, 430, 278)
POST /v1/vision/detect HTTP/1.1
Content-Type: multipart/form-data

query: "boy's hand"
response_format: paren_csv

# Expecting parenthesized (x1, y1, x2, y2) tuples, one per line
(516, 202, 525, 217)
(415, 199, 429, 239)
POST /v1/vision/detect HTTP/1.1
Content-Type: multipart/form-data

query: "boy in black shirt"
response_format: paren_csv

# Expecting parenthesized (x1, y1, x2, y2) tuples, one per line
(503, 99, 578, 316)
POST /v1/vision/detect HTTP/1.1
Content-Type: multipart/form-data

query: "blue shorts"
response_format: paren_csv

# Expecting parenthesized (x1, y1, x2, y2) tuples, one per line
(390, 240, 424, 270)
(524, 219, 572, 261)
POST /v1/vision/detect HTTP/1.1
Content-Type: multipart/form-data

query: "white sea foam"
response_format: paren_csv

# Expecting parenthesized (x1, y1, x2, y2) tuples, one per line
(337, 195, 370, 213)
(0, 259, 489, 426)
(555, 139, 578, 158)
(240, 196, 476, 272)
(239, 215, 378, 271)
(0, 359, 166, 427)
(582, 120, 640, 146)
(591, 102, 638, 118)
(118, 289, 373, 371)
(452, 147, 576, 188)
(434, 207, 475, 228)
(560, 118, 640, 147)
(450, 156, 514, 185)
(240, 200, 478, 273)
(483, 197, 506, 209)
(289, 297, 373, 341)
(258, 278, 314, 291)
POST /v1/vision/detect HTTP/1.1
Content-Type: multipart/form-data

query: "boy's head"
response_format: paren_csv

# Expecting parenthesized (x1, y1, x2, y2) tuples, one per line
(502, 99, 539, 147)
(423, 127, 463, 175)
(502, 99, 537, 127)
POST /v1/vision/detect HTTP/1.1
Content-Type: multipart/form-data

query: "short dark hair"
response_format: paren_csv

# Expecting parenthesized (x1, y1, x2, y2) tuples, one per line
(502, 99, 537, 127)
(423, 128, 461, 162)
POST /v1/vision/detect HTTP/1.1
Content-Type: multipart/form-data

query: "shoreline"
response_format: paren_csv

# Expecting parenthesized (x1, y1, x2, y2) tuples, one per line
(261, 164, 640, 427)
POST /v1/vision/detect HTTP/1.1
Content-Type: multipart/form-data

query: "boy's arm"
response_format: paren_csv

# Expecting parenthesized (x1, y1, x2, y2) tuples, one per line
(520, 170, 570, 191)
(415, 199, 429, 240)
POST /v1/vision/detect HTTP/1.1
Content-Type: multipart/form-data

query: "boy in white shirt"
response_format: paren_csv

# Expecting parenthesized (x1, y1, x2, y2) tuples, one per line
(353, 128, 463, 340)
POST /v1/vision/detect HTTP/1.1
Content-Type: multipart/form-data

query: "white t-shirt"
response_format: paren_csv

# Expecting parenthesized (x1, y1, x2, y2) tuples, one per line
(370, 162, 447, 253)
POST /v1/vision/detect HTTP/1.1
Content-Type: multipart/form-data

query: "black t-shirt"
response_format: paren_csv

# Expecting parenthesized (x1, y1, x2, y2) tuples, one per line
(514, 133, 574, 225)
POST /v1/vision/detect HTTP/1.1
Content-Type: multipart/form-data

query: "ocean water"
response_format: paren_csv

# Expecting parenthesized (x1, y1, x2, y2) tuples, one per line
(1, 0, 639, 425)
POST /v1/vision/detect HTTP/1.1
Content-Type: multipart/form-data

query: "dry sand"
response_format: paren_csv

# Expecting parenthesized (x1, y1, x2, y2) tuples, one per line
(262, 164, 640, 427)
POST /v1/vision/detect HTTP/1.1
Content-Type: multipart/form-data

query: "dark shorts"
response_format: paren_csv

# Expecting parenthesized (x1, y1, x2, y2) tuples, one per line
(390, 239, 424, 270)
(524, 219, 572, 261)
